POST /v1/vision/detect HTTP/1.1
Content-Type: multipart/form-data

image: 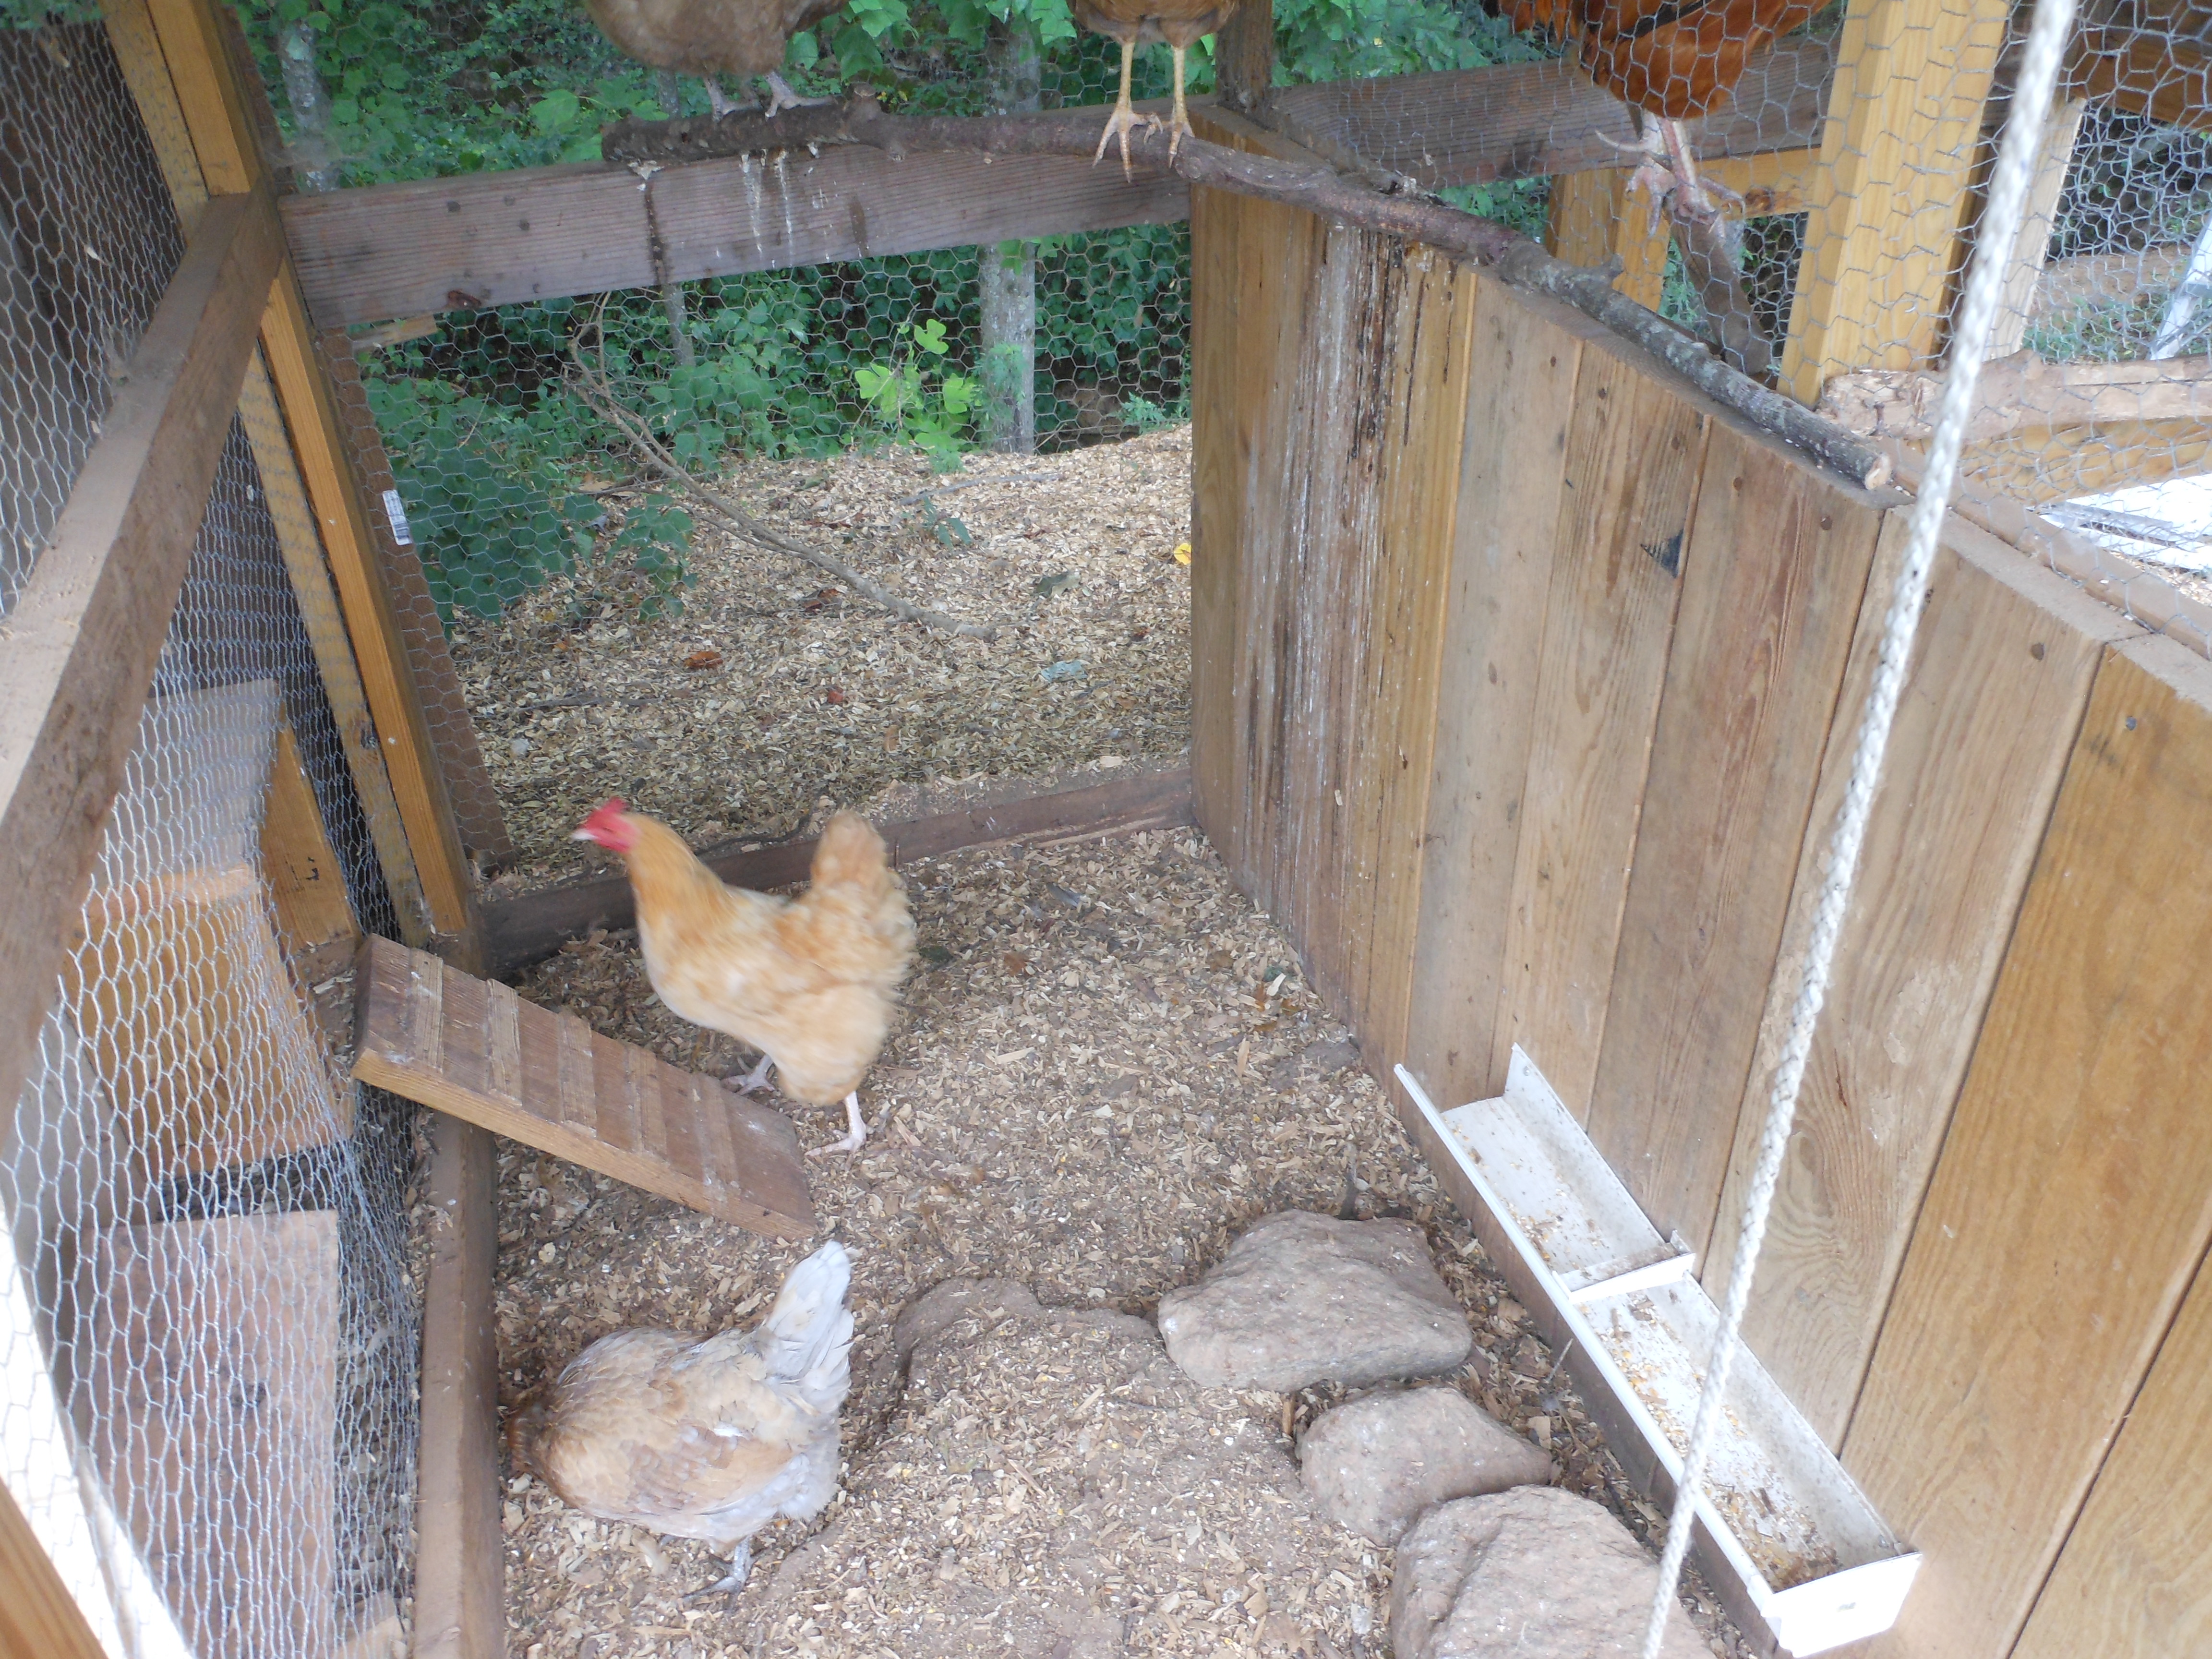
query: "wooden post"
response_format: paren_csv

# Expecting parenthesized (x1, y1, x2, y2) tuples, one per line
(1212, 0, 1274, 115)
(412, 1113, 505, 1659)
(1780, 0, 2012, 404)
(135, 0, 482, 960)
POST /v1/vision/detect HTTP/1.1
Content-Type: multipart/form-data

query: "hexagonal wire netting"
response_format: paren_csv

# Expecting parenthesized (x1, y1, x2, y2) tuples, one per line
(2, 17, 419, 1658)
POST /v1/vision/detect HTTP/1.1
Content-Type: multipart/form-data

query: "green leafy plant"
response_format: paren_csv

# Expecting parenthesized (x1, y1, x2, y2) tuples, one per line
(854, 318, 978, 470)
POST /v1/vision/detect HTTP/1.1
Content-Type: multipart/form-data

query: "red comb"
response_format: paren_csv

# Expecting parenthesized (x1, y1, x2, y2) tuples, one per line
(577, 797, 628, 836)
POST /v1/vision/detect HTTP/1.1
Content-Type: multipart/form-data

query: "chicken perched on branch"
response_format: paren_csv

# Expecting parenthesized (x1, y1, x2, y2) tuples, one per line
(583, 0, 847, 119)
(1073, 0, 1238, 173)
(573, 801, 914, 1154)
(510, 1240, 855, 1600)
(1491, 0, 1824, 222)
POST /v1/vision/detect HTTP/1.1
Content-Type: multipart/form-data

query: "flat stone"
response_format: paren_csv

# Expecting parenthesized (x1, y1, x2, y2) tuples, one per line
(1301, 1387, 1554, 1544)
(1157, 1211, 1473, 1392)
(1390, 1487, 1710, 1659)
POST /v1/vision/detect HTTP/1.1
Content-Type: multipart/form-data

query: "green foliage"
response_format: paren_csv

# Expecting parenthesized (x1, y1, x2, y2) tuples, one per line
(855, 318, 979, 469)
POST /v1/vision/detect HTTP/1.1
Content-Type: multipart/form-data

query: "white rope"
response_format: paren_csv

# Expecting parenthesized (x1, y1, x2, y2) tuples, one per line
(1637, 1, 2082, 1650)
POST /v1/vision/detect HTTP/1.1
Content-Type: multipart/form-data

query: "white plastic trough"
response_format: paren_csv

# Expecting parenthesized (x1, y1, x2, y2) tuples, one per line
(1397, 1049, 1920, 1658)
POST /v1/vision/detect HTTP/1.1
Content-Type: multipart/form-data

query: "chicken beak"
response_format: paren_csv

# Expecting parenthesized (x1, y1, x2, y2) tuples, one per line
(571, 828, 599, 843)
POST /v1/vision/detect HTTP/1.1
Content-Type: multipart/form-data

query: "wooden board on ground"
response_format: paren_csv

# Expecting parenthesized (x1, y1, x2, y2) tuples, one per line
(1839, 634, 2212, 1659)
(1400, 281, 1590, 1112)
(481, 766, 1194, 978)
(353, 936, 815, 1237)
(413, 1113, 504, 1659)
(74, 1212, 341, 1659)
(264, 714, 365, 986)
(2010, 1230, 2212, 1658)
(1488, 333, 1709, 1121)
(1581, 418, 1885, 1254)
(1701, 515, 2141, 1445)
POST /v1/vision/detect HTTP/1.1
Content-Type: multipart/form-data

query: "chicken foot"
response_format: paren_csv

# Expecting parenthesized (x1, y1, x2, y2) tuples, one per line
(1093, 36, 1156, 180)
(704, 76, 741, 120)
(681, 1542, 753, 1607)
(806, 1092, 869, 1158)
(760, 70, 832, 118)
(729, 1052, 776, 1094)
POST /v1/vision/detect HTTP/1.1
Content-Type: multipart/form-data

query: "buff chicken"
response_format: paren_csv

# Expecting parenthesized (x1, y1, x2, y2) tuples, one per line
(572, 800, 914, 1155)
(509, 1239, 855, 1600)
(583, 0, 847, 119)
(1073, 0, 1238, 172)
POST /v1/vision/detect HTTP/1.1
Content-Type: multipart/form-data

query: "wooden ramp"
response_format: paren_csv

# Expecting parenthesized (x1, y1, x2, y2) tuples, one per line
(352, 937, 815, 1238)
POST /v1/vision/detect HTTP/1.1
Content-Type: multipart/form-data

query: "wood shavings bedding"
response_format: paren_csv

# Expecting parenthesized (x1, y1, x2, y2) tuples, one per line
(485, 830, 1751, 1659)
(452, 429, 1194, 892)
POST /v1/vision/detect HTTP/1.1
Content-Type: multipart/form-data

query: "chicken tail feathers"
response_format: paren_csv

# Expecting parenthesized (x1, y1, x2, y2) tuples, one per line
(757, 1240, 856, 1414)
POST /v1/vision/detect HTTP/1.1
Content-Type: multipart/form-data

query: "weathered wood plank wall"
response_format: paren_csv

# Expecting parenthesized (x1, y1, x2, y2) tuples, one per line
(1189, 172, 2212, 1659)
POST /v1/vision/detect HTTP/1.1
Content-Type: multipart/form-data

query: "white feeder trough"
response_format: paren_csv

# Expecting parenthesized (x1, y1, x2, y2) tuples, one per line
(1397, 1049, 1920, 1658)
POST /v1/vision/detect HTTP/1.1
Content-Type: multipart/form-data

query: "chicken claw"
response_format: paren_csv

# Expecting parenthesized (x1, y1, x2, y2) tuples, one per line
(682, 1543, 753, 1608)
(760, 70, 831, 119)
(1093, 36, 1155, 181)
(807, 1092, 869, 1159)
(704, 76, 739, 120)
(729, 1052, 776, 1095)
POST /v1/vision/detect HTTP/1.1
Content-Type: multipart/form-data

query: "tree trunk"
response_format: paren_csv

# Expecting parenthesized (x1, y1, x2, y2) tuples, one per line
(979, 19, 1042, 453)
(276, 22, 341, 192)
(653, 72, 698, 368)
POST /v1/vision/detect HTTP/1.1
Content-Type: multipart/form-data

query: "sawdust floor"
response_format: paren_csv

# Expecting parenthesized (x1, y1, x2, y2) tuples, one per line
(490, 828, 1750, 1659)
(455, 429, 1194, 892)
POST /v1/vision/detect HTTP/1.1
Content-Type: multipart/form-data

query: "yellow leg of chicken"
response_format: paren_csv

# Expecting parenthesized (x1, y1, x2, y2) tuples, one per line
(1093, 36, 1154, 181)
(807, 1092, 868, 1158)
(1166, 42, 1193, 163)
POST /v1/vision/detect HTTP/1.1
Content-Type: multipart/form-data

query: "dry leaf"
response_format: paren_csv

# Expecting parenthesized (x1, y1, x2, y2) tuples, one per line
(682, 648, 723, 670)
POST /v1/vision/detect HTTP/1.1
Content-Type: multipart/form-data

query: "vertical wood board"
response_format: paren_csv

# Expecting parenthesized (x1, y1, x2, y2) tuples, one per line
(1488, 336, 1711, 1121)
(1702, 516, 2140, 1444)
(1839, 634, 2212, 1659)
(2010, 1232, 2212, 1659)
(1400, 279, 1589, 1110)
(1582, 418, 1885, 1253)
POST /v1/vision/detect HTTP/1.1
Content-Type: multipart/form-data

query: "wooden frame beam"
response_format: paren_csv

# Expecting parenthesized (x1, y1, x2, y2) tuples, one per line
(137, 0, 481, 956)
(0, 184, 284, 1203)
(101, 0, 444, 944)
(481, 767, 1195, 978)
(282, 43, 1833, 331)
(2066, 23, 2212, 132)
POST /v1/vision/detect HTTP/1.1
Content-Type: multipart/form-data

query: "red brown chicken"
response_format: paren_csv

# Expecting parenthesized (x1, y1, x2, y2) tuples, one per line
(1493, 0, 1825, 222)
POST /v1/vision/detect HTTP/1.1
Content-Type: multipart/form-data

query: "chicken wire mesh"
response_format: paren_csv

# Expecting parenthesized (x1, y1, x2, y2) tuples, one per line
(1, 18, 422, 1658)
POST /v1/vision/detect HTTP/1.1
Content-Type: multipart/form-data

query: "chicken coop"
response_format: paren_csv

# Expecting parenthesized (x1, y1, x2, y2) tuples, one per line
(4, 0, 2212, 1653)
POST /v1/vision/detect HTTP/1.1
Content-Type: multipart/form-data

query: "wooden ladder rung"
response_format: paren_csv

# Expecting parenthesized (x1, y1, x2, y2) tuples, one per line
(351, 936, 814, 1238)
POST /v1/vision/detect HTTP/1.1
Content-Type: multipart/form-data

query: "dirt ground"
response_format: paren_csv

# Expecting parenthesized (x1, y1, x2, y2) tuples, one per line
(451, 429, 1195, 891)
(488, 827, 1750, 1659)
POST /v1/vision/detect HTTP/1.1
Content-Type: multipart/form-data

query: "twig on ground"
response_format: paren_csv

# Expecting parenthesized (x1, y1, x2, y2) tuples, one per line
(567, 350, 1001, 642)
